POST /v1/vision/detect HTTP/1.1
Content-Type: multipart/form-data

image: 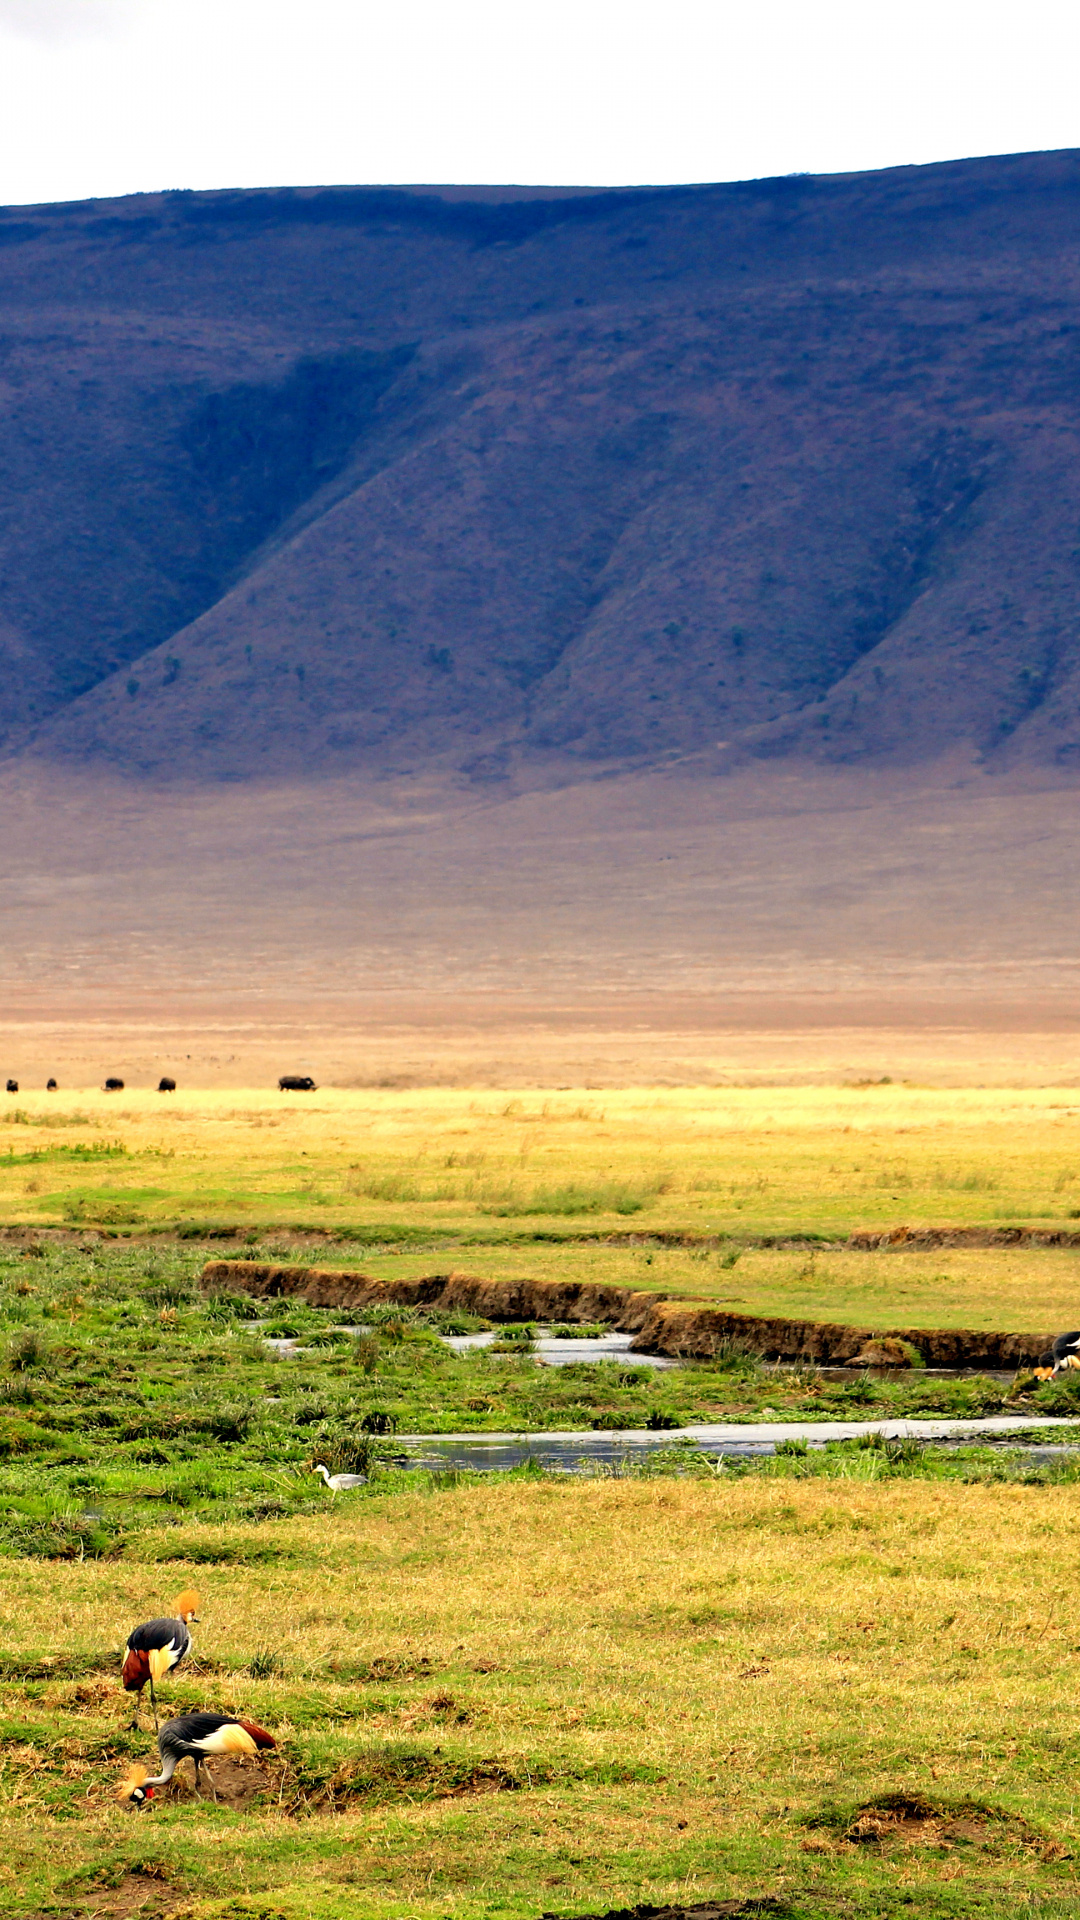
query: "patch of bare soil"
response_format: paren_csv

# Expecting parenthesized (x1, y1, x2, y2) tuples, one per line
(547, 1902, 791, 1920)
(153, 1753, 278, 1811)
(808, 1792, 1065, 1861)
(38, 1861, 177, 1920)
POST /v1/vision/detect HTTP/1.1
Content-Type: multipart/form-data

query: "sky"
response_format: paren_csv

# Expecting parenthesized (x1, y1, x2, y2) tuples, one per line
(0, 0, 1078, 206)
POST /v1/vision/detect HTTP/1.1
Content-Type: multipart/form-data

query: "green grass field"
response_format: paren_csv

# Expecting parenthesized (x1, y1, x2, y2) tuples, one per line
(4, 1084, 1080, 1917)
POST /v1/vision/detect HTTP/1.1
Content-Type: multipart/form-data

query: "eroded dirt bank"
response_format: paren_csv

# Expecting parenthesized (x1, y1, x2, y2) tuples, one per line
(201, 1261, 1051, 1368)
(630, 1301, 1047, 1369)
(849, 1226, 1080, 1250)
(200, 1261, 667, 1332)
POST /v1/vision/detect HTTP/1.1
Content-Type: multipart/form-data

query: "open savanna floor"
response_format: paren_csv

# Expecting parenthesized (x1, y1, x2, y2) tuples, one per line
(3, 1479, 1080, 1920)
(3, 1084, 1080, 1339)
(3, 1081, 1080, 1242)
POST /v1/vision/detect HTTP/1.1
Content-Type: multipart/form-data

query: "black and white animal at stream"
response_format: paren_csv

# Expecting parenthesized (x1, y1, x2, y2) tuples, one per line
(121, 1590, 200, 1728)
(312, 1462, 368, 1495)
(1033, 1331, 1080, 1380)
(115, 1710, 276, 1807)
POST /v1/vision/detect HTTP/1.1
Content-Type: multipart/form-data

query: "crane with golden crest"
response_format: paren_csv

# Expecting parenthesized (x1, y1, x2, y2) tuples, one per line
(121, 1590, 200, 1729)
(116, 1710, 277, 1806)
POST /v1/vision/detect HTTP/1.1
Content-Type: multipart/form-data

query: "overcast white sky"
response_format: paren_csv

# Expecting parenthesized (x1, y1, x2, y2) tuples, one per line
(0, 0, 1077, 206)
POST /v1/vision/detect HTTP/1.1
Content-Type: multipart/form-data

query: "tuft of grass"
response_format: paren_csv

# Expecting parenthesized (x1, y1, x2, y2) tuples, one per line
(0, 1495, 126, 1560)
(5, 1327, 51, 1372)
(248, 1645, 286, 1679)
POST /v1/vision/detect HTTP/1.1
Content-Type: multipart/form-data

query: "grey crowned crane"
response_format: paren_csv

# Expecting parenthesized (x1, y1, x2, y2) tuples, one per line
(122, 1590, 200, 1729)
(116, 1710, 276, 1806)
(312, 1463, 367, 1495)
(1033, 1331, 1080, 1380)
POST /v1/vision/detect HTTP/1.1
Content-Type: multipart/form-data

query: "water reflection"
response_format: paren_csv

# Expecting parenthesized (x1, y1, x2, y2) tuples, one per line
(258, 1323, 676, 1366)
(440, 1329, 675, 1368)
(390, 1414, 1080, 1474)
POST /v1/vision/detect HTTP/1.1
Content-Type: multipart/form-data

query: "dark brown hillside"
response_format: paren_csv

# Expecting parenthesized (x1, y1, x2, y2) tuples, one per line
(4, 154, 1080, 777)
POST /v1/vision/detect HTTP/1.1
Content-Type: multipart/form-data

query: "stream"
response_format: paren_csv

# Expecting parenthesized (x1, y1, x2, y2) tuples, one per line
(262, 1325, 676, 1365)
(389, 1414, 1080, 1473)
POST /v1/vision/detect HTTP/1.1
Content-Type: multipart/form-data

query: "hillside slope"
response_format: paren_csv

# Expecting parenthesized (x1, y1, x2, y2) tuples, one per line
(3, 155, 1080, 777)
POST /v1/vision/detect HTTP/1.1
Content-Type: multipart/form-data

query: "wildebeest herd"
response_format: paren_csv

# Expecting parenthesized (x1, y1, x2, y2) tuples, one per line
(3, 1075, 317, 1093)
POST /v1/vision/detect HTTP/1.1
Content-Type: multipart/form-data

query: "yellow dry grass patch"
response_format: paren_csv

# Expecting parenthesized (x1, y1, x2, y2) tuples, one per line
(2, 1080, 1080, 1239)
(1, 1477, 1078, 1785)
(4, 1479, 1080, 1913)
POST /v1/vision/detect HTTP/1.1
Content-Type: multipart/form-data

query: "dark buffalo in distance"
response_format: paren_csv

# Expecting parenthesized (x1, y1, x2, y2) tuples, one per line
(157, 1076, 176, 1092)
(103, 1077, 124, 1091)
(278, 1075, 316, 1091)
(46, 1078, 57, 1090)
(5, 1080, 17, 1094)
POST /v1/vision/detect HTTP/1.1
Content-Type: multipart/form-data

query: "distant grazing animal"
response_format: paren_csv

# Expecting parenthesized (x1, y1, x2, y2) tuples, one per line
(103, 1076, 124, 1091)
(157, 1077, 176, 1092)
(115, 1710, 276, 1807)
(312, 1462, 367, 1495)
(122, 1590, 200, 1728)
(278, 1075, 316, 1091)
(5, 1080, 16, 1094)
(1033, 1331, 1080, 1379)
(45, 1078, 57, 1090)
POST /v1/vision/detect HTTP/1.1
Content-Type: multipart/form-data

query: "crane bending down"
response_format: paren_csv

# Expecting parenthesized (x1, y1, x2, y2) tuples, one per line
(116, 1711, 276, 1807)
(122, 1591, 200, 1729)
(312, 1463, 367, 1494)
(1033, 1331, 1080, 1380)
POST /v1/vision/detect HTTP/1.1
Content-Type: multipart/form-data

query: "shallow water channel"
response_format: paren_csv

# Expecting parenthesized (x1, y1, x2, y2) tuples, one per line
(262, 1325, 676, 1367)
(389, 1416, 1080, 1474)
(440, 1329, 676, 1367)
(254, 1322, 1080, 1473)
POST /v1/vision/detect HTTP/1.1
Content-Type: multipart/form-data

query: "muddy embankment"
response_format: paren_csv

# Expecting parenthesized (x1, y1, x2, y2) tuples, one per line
(201, 1261, 1052, 1370)
(200, 1261, 667, 1333)
(629, 1303, 1048, 1370)
(849, 1227, 1080, 1251)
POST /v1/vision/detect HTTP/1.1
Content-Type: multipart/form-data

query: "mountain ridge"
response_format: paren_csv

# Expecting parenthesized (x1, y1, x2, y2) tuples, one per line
(3, 151, 1080, 779)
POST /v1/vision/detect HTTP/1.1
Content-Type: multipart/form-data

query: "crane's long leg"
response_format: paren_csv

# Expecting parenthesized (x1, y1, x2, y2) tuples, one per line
(149, 1680, 159, 1732)
(127, 1689, 141, 1732)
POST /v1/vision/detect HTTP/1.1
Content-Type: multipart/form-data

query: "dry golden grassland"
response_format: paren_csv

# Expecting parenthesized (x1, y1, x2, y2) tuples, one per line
(3, 1478, 1080, 1918)
(12, 1081, 1080, 1239)
(4, 1082, 1080, 1330)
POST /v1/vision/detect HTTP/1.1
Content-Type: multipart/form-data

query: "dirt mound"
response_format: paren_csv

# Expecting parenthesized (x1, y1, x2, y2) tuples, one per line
(50, 1861, 178, 1920)
(807, 1792, 1064, 1860)
(155, 1753, 277, 1811)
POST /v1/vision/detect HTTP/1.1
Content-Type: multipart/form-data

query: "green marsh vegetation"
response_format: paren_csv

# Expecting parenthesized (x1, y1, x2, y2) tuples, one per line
(0, 1235, 1075, 1575)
